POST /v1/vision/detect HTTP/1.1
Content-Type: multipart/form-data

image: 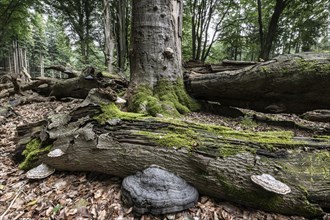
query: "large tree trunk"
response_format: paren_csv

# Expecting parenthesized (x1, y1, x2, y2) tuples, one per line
(128, 0, 198, 116)
(186, 53, 330, 113)
(15, 100, 330, 218)
(130, 0, 182, 87)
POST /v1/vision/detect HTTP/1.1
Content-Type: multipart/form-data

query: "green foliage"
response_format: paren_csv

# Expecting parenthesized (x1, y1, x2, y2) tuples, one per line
(52, 204, 63, 214)
(0, 0, 36, 45)
(182, 0, 330, 61)
(240, 115, 257, 128)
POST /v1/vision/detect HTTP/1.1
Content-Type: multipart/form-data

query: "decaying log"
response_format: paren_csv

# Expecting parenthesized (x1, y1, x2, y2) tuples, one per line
(14, 100, 330, 218)
(301, 110, 330, 123)
(44, 65, 80, 78)
(184, 60, 258, 74)
(186, 53, 330, 113)
(0, 67, 127, 99)
(201, 102, 330, 134)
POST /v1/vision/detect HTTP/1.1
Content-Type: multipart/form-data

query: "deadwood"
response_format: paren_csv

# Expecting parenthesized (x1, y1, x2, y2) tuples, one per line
(14, 100, 330, 218)
(186, 53, 330, 113)
(44, 65, 80, 78)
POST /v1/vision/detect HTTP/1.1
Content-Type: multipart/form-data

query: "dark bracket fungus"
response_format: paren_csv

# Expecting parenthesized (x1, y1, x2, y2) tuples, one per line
(251, 174, 291, 195)
(121, 165, 199, 215)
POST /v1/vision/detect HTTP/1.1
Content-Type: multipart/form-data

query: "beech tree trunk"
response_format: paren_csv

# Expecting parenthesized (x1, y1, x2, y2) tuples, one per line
(130, 0, 183, 87)
(15, 101, 330, 218)
(186, 53, 330, 113)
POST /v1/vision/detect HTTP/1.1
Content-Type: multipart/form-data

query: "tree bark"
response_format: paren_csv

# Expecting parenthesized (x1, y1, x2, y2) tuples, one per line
(186, 53, 330, 113)
(116, 0, 128, 74)
(16, 102, 330, 218)
(103, 0, 115, 74)
(130, 0, 182, 87)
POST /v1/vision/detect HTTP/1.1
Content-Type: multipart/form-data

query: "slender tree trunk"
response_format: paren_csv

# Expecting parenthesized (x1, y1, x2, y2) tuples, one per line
(40, 54, 44, 77)
(257, 0, 263, 55)
(117, 0, 128, 73)
(191, 0, 197, 60)
(8, 51, 12, 73)
(103, 0, 114, 73)
(259, 0, 287, 60)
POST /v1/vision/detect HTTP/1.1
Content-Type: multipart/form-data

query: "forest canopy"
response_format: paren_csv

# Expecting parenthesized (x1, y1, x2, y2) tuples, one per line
(0, 0, 329, 77)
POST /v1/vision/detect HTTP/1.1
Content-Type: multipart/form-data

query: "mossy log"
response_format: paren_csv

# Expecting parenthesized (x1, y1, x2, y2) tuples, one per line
(14, 102, 330, 218)
(186, 53, 330, 113)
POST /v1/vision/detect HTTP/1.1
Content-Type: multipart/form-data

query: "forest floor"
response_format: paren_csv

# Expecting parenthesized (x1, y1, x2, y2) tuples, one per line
(0, 95, 328, 220)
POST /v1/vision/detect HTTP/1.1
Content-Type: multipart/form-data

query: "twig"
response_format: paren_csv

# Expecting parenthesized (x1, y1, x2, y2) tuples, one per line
(0, 181, 26, 220)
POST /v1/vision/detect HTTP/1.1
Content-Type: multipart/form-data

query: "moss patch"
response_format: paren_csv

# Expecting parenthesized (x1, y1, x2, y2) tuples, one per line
(136, 126, 199, 149)
(101, 71, 122, 79)
(128, 79, 200, 117)
(19, 139, 52, 170)
(281, 151, 330, 180)
(94, 103, 146, 124)
(194, 122, 307, 149)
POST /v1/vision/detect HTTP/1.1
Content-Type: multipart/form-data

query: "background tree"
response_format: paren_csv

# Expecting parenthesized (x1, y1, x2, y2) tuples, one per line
(44, 0, 99, 65)
(185, 0, 233, 62)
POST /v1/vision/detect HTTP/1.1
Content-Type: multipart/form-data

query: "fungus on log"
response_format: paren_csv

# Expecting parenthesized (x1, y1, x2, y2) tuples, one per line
(26, 163, 55, 179)
(185, 53, 330, 113)
(250, 174, 291, 195)
(14, 96, 330, 218)
(121, 165, 199, 215)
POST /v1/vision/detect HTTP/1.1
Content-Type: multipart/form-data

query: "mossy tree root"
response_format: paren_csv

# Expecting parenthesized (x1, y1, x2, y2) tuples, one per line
(128, 79, 200, 117)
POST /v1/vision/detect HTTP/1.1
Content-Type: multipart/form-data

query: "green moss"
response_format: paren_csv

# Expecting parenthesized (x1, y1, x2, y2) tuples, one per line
(94, 103, 146, 124)
(313, 135, 330, 141)
(128, 79, 200, 117)
(296, 59, 320, 73)
(195, 122, 304, 149)
(260, 66, 269, 73)
(218, 144, 256, 157)
(136, 127, 199, 149)
(281, 151, 330, 180)
(19, 139, 52, 170)
(101, 71, 122, 79)
(240, 115, 257, 128)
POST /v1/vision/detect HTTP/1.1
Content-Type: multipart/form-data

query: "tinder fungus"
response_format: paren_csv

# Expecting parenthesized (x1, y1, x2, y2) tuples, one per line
(121, 165, 199, 215)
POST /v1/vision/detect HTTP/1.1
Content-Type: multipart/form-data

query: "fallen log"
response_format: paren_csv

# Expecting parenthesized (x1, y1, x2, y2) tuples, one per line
(301, 110, 330, 123)
(14, 95, 330, 218)
(0, 67, 127, 99)
(186, 53, 330, 113)
(44, 65, 80, 78)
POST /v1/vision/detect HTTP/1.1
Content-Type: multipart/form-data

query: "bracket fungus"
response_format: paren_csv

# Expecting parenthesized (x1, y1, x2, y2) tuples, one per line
(121, 165, 199, 215)
(251, 174, 291, 195)
(26, 163, 55, 179)
(115, 97, 127, 104)
(47, 149, 65, 158)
